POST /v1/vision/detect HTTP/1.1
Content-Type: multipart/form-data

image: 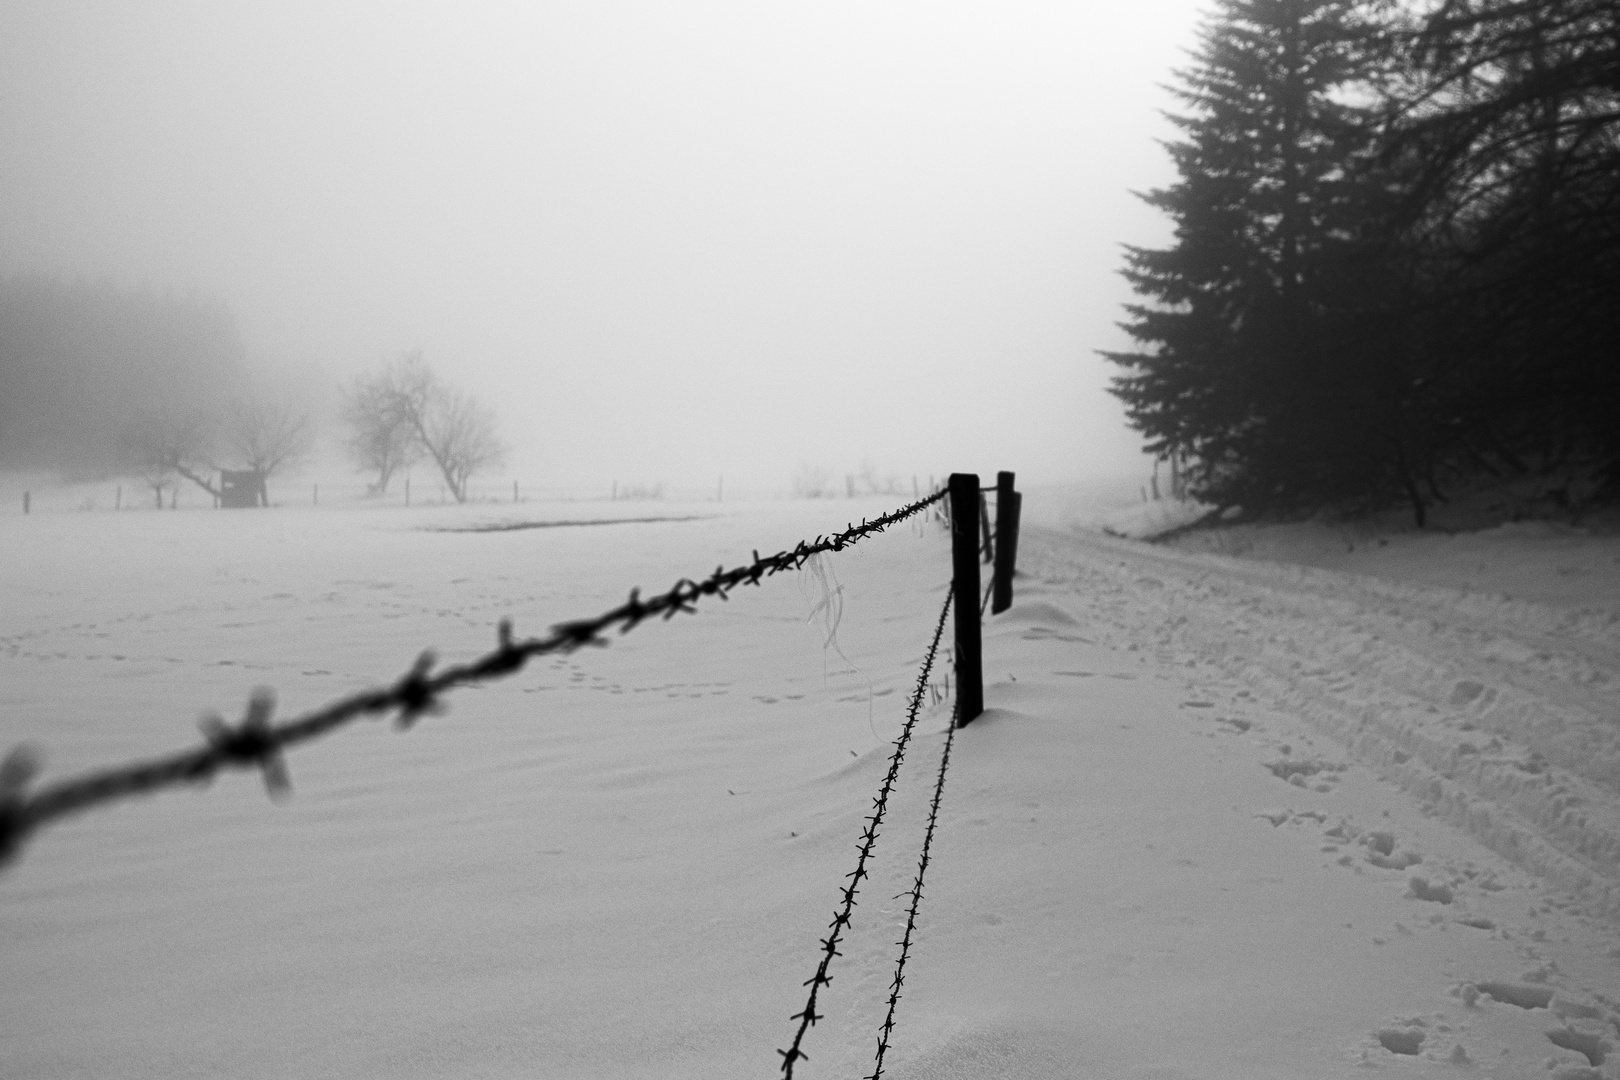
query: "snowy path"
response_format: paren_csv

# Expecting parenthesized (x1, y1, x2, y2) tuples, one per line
(3, 502, 1619, 1078)
(1017, 525, 1620, 919)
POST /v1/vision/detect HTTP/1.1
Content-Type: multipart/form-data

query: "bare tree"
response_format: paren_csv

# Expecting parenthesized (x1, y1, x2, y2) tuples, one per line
(416, 386, 505, 502)
(341, 373, 418, 494)
(139, 467, 174, 509)
(354, 351, 505, 503)
(123, 410, 220, 501)
(792, 462, 835, 498)
(219, 397, 312, 506)
(857, 458, 905, 496)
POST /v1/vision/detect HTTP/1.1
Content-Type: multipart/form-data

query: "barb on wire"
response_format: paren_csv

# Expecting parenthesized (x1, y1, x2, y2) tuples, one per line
(0, 488, 947, 872)
(777, 588, 953, 1079)
(868, 699, 958, 1080)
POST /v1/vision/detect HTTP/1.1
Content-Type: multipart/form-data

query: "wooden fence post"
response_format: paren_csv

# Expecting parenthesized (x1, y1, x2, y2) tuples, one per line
(991, 471, 1021, 615)
(978, 492, 993, 564)
(948, 473, 983, 725)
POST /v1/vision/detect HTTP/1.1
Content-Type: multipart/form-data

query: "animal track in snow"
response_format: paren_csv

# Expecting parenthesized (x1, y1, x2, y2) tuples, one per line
(1253, 808, 1325, 828)
(1469, 981, 1555, 1009)
(1265, 756, 1346, 791)
(1375, 1027, 1425, 1055)
(1362, 829, 1424, 869)
(1406, 876, 1455, 904)
(1546, 1026, 1609, 1067)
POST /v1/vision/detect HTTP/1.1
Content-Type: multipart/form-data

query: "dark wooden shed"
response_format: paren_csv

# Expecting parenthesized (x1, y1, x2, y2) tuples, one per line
(220, 470, 264, 508)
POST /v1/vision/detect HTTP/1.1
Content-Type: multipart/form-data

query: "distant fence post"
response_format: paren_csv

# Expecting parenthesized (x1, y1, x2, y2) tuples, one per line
(978, 492, 993, 564)
(991, 471, 1021, 615)
(948, 473, 983, 725)
(22, 491, 29, 514)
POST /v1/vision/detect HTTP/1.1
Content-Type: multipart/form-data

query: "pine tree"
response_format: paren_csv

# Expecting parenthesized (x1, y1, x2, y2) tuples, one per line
(1387, 0, 1620, 496)
(1104, 0, 1405, 517)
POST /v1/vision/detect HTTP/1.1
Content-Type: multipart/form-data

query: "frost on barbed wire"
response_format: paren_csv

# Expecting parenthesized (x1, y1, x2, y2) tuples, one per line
(0, 488, 948, 871)
(801, 552, 847, 657)
(800, 550, 885, 739)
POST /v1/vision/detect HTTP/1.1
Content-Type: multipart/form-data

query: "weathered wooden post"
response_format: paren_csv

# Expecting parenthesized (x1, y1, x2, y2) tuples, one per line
(991, 471, 1022, 615)
(948, 473, 983, 725)
(978, 492, 993, 564)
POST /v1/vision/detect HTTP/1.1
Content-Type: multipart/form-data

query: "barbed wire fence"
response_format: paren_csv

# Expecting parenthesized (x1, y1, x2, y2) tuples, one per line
(869, 698, 959, 1080)
(0, 488, 945, 868)
(777, 590, 952, 1079)
(4, 473, 1021, 1078)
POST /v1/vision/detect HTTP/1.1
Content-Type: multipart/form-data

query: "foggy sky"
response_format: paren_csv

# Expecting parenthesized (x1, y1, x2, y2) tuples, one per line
(0, 0, 1204, 492)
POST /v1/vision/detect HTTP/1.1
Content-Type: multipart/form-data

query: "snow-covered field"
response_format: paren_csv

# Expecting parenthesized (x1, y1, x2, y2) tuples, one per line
(4, 491, 1620, 1078)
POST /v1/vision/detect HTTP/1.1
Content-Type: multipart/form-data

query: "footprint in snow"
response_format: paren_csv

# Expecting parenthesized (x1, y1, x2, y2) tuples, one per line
(1406, 876, 1454, 904)
(1362, 830, 1423, 870)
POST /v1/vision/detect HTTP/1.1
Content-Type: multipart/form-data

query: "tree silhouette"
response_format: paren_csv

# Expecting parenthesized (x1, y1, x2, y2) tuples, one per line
(219, 398, 312, 507)
(343, 352, 505, 503)
(1104, 0, 1412, 517)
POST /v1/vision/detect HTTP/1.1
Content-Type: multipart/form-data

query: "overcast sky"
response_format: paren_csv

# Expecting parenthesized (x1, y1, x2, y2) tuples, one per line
(1, 0, 1205, 493)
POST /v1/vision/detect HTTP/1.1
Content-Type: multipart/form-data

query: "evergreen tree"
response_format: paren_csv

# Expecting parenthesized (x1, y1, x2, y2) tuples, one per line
(1104, 0, 1406, 517)
(1386, 0, 1620, 495)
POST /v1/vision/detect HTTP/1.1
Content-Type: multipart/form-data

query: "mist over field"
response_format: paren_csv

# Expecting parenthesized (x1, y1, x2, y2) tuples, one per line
(0, 0, 1209, 493)
(7, 3, 1620, 1078)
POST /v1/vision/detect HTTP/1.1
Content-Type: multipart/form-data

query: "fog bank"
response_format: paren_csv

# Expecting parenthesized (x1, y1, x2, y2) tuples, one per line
(0, 1, 1204, 490)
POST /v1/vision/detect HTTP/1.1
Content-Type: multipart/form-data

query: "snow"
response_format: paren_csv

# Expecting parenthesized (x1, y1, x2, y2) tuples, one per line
(1094, 496, 1216, 541)
(1166, 513, 1620, 619)
(3, 490, 1620, 1077)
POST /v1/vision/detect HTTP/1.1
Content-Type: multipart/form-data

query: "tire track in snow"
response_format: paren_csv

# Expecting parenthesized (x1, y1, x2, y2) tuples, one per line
(1020, 525, 1620, 920)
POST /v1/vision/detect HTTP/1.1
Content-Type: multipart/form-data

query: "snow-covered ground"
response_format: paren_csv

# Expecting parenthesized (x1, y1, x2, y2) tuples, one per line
(3, 490, 1619, 1078)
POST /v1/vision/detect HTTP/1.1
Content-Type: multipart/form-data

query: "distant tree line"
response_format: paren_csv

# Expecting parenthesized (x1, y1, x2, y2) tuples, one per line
(1105, 0, 1618, 524)
(0, 276, 245, 472)
(0, 278, 509, 507)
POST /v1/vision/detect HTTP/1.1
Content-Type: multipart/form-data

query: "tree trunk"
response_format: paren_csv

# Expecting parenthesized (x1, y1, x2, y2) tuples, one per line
(1391, 438, 1427, 528)
(174, 464, 220, 499)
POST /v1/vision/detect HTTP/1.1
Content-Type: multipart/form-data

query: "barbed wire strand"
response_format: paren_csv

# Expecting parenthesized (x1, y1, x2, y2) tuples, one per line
(777, 587, 953, 1079)
(867, 698, 958, 1080)
(0, 489, 947, 871)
